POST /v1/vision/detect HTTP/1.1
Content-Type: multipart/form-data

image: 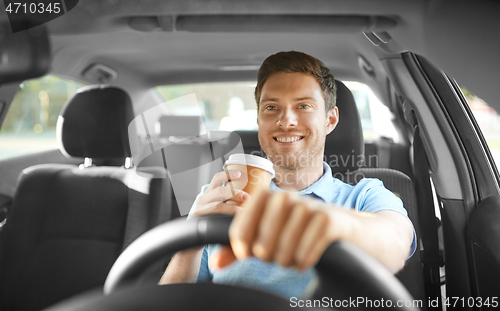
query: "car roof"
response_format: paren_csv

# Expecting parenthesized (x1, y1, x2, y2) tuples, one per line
(2, 0, 499, 111)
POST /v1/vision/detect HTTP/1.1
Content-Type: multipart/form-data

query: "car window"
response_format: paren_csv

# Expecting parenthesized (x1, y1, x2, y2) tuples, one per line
(343, 81, 399, 143)
(462, 87, 500, 168)
(0, 75, 85, 160)
(155, 81, 399, 143)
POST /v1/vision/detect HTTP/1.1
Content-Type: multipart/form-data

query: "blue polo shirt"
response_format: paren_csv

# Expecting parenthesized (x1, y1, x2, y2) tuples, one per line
(189, 162, 416, 298)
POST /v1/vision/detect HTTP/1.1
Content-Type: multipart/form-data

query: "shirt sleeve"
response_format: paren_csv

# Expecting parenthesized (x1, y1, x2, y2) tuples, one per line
(353, 179, 407, 215)
(353, 178, 417, 258)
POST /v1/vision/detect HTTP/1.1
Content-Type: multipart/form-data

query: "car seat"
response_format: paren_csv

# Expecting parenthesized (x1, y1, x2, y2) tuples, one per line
(326, 80, 426, 307)
(0, 85, 170, 311)
(364, 137, 414, 180)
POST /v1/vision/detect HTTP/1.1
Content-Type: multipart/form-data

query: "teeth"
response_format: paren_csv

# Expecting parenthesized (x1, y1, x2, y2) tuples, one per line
(276, 136, 302, 143)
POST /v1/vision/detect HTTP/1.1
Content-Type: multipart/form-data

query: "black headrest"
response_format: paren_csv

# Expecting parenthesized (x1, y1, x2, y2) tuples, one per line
(233, 130, 265, 157)
(57, 85, 134, 160)
(325, 80, 364, 174)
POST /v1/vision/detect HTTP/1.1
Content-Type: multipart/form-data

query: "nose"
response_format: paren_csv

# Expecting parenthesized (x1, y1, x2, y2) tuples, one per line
(277, 107, 298, 128)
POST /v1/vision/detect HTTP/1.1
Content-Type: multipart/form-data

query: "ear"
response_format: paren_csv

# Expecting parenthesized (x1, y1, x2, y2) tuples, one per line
(325, 106, 339, 135)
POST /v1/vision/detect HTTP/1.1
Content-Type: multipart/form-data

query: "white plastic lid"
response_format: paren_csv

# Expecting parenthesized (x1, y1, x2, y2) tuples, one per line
(223, 154, 275, 178)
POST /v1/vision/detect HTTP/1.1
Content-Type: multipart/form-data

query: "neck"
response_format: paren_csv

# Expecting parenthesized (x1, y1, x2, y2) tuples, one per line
(272, 160, 324, 192)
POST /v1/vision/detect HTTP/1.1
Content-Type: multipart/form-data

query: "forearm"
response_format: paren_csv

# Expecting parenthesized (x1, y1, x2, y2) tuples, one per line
(158, 247, 204, 284)
(332, 209, 413, 273)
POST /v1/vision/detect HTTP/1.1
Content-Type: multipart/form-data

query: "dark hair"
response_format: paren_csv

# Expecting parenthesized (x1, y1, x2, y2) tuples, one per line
(255, 51, 336, 112)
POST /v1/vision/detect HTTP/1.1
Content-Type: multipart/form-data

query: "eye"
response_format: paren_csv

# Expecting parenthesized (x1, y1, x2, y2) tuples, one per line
(298, 104, 310, 109)
(265, 105, 277, 111)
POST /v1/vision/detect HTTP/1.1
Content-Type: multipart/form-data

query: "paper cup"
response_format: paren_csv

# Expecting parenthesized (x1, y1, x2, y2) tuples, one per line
(223, 154, 275, 203)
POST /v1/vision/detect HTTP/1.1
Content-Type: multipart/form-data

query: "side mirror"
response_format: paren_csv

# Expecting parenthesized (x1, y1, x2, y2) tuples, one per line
(0, 22, 51, 84)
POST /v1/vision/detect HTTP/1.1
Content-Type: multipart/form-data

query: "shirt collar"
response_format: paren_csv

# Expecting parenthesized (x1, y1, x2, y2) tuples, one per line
(269, 162, 338, 203)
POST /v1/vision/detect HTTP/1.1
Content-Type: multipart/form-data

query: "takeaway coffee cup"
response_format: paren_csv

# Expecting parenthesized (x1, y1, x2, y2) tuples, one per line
(222, 154, 275, 204)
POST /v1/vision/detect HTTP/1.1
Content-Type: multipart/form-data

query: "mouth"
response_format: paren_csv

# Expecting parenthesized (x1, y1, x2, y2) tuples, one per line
(273, 135, 305, 143)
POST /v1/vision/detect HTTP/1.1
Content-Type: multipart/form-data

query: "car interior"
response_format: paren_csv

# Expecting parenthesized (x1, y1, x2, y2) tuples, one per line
(1, 0, 500, 310)
(0, 84, 171, 310)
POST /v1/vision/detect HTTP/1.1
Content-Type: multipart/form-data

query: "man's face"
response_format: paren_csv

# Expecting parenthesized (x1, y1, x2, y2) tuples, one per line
(257, 72, 338, 170)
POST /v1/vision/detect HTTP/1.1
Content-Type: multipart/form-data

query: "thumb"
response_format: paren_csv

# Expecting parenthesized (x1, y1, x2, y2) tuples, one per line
(209, 246, 237, 270)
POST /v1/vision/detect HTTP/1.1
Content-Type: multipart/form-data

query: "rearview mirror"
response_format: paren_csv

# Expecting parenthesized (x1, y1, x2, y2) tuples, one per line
(0, 22, 51, 84)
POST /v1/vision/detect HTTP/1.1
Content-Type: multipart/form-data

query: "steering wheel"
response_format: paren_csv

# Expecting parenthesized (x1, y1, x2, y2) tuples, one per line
(45, 215, 419, 311)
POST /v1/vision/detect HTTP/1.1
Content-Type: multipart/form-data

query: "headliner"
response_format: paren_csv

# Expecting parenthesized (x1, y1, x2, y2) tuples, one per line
(1, 0, 499, 110)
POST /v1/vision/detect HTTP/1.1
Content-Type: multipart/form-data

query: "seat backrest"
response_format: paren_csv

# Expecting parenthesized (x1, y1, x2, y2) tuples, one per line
(233, 130, 265, 157)
(352, 167, 425, 305)
(324, 80, 365, 177)
(364, 137, 414, 180)
(326, 81, 426, 306)
(0, 85, 169, 311)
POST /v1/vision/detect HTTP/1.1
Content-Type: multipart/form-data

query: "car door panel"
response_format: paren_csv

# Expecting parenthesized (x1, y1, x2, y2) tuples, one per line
(467, 195, 500, 301)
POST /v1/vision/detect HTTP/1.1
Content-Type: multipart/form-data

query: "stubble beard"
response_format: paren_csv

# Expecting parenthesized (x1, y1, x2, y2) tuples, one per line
(266, 143, 324, 171)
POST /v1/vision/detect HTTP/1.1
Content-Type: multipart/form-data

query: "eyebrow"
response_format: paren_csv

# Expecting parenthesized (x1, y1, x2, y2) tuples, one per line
(260, 98, 278, 103)
(294, 96, 317, 102)
(260, 96, 317, 103)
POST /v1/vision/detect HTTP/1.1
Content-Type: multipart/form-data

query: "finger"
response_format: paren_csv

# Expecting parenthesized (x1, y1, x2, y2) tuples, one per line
(206, 170, 242, 192)
(252, 192, 293, 262)
(193, 201, 242, 217)
(226, 189, 251, 204)
(208, 246, 237, 270)
(198, 185, 250, 206)
(301, 233, 333, 270)
(229, 188, 270, 259)
(294, 211, 329, 270)
(274, 203, 311, 267)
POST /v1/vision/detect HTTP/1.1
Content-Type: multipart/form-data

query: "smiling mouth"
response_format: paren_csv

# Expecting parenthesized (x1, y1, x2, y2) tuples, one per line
(274, 136, 304, 143)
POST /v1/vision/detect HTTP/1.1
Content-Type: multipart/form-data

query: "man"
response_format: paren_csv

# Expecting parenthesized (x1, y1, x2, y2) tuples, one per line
(159, 51, 415, 298)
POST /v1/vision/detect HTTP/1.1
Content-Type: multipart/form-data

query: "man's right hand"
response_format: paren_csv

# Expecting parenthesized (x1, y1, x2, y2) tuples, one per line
(159, 169, 250, 285)
(190, 169, 251, 218)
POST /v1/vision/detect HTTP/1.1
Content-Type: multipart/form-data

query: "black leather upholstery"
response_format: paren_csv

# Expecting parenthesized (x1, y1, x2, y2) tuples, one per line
(58, 85, 134, 160)
(0, 86, 168, 311)
(233, 130, 265, 157)
(325, 80, 364, 174)
(0, 165, 165, 310)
